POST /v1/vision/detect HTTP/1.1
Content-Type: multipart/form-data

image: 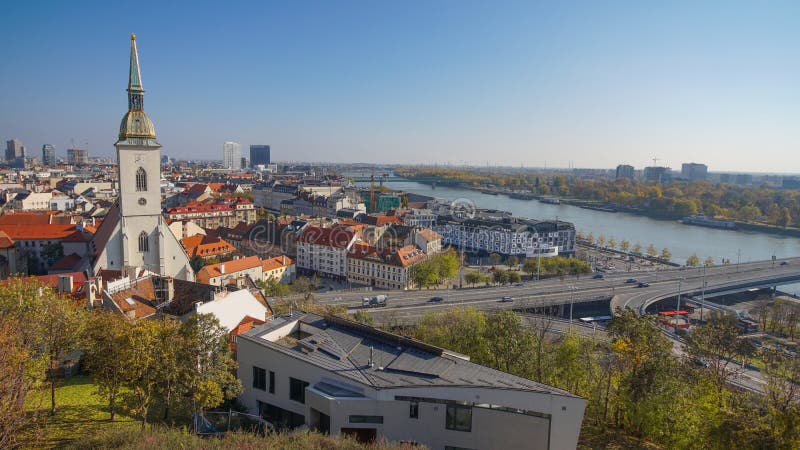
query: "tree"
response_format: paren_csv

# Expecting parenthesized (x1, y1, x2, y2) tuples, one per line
(778, 207, 792, 228)
(507, 271, 522, 283)
(685, 314, 755, 389)
(464, 272, 483, 287)
(646, 244, 657, 257)
(179, 314, 242, 416)
(762, 349, 800, 447)
(586, 233, 595, 244)
(416, 308, 491, 365)
(522, 259, 539, 277)
(597, 235, 606, 247)
(736, 205, 761, 221)
(608, 238, 617, 250)
(686, 254, 700, 267)
(507, 255, 519, 268)
(42, 292, 85, 415)
(633, 243, 642, 254)
(493, 269, 510, 285)
(83, 311, 132, 421)
(488, 253, 502, 265)
(620, 240, 630, 252)
(120, 319, 165, 429)
(485, 311, 535, 373)
(660, 248, 672, 261)
(410, 261, 439, 289)
(704, 256, 715, 267)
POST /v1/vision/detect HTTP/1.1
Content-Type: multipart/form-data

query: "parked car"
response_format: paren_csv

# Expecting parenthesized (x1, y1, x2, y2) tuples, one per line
(428, 296, 444, 302)
(625, 278, 638, 284)
(637, 282, 650, 288)
(592, 273, 604, 279)
(500, 296, 514, 302)
(781, 261, 790, 266)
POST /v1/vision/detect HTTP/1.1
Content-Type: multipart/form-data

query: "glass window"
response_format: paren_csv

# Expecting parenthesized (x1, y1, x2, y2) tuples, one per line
(253, 366, 266, 391)
(289, 377, 309, 404)
(138, 231, 149, 252)
(349, 415, 384, 424)
(269, 371, 275, 394)
(409, 401, 419, 419)
(136, 167, 147, 191)
(445, 404, 472, 432)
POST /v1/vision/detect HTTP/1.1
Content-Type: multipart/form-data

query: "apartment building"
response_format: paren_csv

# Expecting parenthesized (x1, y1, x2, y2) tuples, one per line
(236, 313, 586, 450)
(346, 242, 427, 290)
(296, 226, 358, 279)
(164, 197, 256, 229)
(434, 213, 575, 257)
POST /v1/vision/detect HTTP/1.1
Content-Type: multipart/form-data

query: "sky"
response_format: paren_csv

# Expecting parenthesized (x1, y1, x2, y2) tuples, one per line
(1, 0, 798, 172)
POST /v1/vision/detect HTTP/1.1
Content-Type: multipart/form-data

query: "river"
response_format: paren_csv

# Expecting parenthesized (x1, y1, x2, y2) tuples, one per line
(359, 180, 800, 267)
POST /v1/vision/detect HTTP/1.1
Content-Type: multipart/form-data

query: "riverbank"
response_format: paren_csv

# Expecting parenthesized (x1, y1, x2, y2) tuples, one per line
(413, 179, 800, 238)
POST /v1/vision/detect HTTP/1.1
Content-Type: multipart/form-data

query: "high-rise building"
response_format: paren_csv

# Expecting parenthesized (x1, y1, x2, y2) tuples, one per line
(90, 33, 193, 281)
(250, 144, 270, 167)
(681, 163, 708, 181)
(67, 147, 89, 165)
(42, 144, 56, 166)
(6, 139, 25, 162)
(644, 166, 671, 183)
(615, 164, 635, 180)
(223, 141, 241, 169)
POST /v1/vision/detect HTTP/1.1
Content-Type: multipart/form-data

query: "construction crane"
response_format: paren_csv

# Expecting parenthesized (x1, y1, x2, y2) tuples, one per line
(369, 170, 375, 214)
(652, 156, 660, 167)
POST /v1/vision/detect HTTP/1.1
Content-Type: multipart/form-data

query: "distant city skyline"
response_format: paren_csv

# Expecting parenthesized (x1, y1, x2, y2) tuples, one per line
(1, 1, 798, 172)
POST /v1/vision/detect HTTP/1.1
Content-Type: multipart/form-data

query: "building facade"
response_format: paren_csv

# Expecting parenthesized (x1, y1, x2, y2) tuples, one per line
(67, 147, 89, 165)
(250, 145, 271, 167)
(236, 313, 586, 450)
(681, 163, 708, 181)
(42, 144, 56, 166)
(5, 139, 25, 162)
(434, 215, 574, 257)
(346, 242, 426, 290)
(615, 164, 634, 180)
(223, 141, 242, 169)
(296, 226, 357, 279)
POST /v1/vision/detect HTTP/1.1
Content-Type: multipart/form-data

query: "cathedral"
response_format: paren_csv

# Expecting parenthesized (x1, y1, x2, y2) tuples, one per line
(90, 34, 194, 281)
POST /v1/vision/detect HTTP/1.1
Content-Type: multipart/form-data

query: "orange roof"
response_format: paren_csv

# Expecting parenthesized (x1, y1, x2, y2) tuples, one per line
(0, 211, 59, 225)
(416, 229, 441, 242)
(181, 234, 237, 258)
(262, 255, 294, 272)
(0, 230, 14, 249)
(197, 256, 262, 280)
(0, 224, 81, 240)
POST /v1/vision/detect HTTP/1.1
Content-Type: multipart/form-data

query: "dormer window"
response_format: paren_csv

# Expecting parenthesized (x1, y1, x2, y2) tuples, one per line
(136, 167, 147, 192)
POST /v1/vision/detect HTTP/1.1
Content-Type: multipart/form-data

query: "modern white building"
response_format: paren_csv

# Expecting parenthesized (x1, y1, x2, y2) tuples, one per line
(223, 141, 242, 169)
(90, 34, 194, 281)
(236, 313, 586, 450)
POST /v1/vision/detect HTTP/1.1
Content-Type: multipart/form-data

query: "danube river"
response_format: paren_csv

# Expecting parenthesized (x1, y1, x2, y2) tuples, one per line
(368, 180, 800, 266)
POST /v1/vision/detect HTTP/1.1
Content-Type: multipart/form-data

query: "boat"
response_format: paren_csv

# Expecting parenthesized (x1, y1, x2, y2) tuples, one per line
(681, 214, 736, 230)
(509, 192, 536, 200)
(539, 197, 560, 205)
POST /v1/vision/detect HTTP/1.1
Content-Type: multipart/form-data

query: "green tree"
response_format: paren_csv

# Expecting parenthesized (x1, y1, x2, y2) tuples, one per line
(485, 311, 535, 373)
(42, 292, 85, 415)
(488, 253, 502, 265)
(684, 314, 755, 389)
(686, 254, 700, 267)
(416, 308, 490, 364)
(507, 271, 522, 283)
(410, 261, 439, 289)
(493, 269, 510, 285)
(83, 311, 132, 421)
(777, 207, 792, 228)
(464, 272, 483, 287)
(179, 314, 242, 416)
(120, 319, 165, 429)
(736, 205, 761, 221)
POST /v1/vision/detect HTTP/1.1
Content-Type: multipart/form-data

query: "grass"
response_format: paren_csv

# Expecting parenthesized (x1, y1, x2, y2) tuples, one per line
(24, 375, 139, 449)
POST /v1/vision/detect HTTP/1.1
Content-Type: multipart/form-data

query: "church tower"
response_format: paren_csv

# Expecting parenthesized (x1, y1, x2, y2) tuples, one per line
(91, 34, 194, 280)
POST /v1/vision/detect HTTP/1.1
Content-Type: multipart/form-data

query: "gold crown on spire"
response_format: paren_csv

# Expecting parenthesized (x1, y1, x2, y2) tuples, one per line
(131, 33, 136, 40)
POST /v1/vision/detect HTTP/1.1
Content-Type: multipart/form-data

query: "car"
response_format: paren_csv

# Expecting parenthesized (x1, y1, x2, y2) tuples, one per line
(625, 278, 638, 283)
(428, 296, 444, 302)
(781, 261, 790, 266)
(514, 282, 524, 287)
(637, 282, 650, 288)
(500, 296, 514, 302)
(592, 273, 604, 279)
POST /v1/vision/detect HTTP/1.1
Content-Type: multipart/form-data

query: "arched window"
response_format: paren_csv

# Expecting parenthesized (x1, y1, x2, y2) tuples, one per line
(138, 231, 149, 252)
(136, 167, 147, 192)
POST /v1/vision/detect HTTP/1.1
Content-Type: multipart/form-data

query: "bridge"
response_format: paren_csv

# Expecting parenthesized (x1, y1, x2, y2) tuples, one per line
(346, 175, 462, 185)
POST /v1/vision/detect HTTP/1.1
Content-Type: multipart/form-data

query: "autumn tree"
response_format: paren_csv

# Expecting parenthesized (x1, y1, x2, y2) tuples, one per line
(686, 254, 700, 267)
(646, 244, 658, 257)
(620, 240, 630, 252)
(684, 314, 755, 389)
(83, 311, 132, 421)
(660, 248, 672, 261)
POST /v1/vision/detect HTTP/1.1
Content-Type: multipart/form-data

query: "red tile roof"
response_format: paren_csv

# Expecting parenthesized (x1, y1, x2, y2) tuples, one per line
(297, 226, 355, 249)
(49, 253, 83, 271)
(197, 255, 262, 281)
(0, 230, 14, 249)
(262, 255, 293, 272)
(180, 234, 237, 258)
(0, 224, 82, 240)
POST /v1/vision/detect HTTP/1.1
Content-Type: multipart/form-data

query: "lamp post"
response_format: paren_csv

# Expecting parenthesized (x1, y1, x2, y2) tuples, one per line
(700, 264, 707, 323)
(569, 285, 576, 328)
(675, 277, 684, 331)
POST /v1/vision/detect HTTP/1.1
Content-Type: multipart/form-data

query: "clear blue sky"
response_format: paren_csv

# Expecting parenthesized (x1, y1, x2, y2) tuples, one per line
(1, 0, 798, 171)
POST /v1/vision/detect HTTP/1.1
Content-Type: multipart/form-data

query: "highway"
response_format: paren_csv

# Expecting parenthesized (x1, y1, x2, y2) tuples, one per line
(309, 257, 800, 319)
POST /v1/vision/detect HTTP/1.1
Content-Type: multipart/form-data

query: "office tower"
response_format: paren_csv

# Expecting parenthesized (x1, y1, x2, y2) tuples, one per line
(42, 144, 56, 166)
(250, 144, 270, 167)
(615, 164, 634, 180)
(6, 139, 25, 162)
(223, 141, 241, 169)
(681, 163, 708, 181)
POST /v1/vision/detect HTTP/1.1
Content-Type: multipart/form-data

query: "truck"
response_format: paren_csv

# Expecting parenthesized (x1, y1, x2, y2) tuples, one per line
(362, 295, 388, 308)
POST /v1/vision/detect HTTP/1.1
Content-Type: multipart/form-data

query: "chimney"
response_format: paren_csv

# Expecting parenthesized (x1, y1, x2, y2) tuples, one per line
(282, 255, 286, 266)
(57, 275, 73, 294)
(369, 346, 374, 368)
(165, 277, 175, 302)
(220, 264, 225, 274)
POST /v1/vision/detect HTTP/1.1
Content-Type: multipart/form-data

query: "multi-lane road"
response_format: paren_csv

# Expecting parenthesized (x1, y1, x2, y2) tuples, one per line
(310, 257, 800, 322)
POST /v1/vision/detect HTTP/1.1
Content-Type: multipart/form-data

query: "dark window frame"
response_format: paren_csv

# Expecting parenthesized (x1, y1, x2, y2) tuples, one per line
(445, 404, 472, 432)
(289, 377, 309, 404)
(252, 366, 266, 391)
(349, 415, 384, 424)
(409, 401, 419, 419)
(269, 370, 275, 394)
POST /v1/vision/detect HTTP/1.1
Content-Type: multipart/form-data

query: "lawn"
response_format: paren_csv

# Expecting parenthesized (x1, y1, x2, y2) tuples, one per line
(25, 375, 139, 449)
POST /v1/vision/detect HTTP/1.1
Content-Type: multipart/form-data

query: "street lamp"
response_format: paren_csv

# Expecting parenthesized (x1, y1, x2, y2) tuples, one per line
(569, 285, 576, 328)
(700, 264, 707, 323)
(675, 277, 685, 331)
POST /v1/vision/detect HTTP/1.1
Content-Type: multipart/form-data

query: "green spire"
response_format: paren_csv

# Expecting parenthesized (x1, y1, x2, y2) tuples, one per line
(128, 33, 143, 94)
